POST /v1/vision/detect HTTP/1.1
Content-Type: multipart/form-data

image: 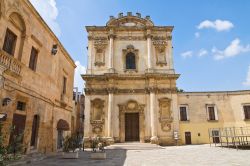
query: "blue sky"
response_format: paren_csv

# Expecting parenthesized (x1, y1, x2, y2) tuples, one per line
(30, 0, 250, 92)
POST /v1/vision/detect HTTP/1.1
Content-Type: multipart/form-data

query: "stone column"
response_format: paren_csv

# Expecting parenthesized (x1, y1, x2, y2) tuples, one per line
(108, 30, 115, 73)
(149, 88, 158, 144)
(107, 88, 114, 144)
(147, 30, 152, 71)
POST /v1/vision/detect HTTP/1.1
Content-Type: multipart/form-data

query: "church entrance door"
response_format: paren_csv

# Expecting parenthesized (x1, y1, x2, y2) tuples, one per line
(125, 113, 139, 142)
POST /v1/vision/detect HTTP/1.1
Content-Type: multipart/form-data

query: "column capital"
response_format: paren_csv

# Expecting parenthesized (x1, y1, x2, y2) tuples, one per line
(146, 87, 157, 93)
(146, 29, 152, 39)
(108, 29, 116, 39)
(107, 87, 117, 94)
(108, 34, 116, 39)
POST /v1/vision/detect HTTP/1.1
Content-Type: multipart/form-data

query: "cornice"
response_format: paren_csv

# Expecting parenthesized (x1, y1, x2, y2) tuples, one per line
(24, 0, 76, 68)
(84, 87, 177, 95)
(82, 73, 180, 81)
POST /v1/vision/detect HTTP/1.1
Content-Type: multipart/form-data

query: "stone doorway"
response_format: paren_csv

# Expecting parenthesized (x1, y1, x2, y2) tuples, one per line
(185, 132, 192, 145)
(125, 113, 139, 142)
(118, 100, 145, 143)
(9, 114, 26, 145)
(30, 115, 40, 148)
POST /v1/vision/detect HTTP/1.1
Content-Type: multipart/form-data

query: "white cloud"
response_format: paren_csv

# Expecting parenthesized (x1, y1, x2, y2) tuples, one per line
(212, 38, 250, 60)
(195, 32, 200, 38)
(243, 65, 250, 86)
(181, 51, 193, 58)
(74, 61, 86, 92)
(197, 19, 234, 32)
(29, 0, 61, 36)
(198, 49, 208, 57)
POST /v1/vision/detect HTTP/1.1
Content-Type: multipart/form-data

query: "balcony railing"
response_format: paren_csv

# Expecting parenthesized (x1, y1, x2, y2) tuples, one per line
(0, 49, 22, 75)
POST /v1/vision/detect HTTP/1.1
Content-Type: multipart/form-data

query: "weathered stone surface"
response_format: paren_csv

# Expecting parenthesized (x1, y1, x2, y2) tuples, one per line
(0, 0, 75, 153)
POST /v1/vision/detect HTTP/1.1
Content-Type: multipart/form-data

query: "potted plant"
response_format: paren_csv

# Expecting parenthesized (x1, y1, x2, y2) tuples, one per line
(90, 136, 107, 160)
(62, 133, 79, 159)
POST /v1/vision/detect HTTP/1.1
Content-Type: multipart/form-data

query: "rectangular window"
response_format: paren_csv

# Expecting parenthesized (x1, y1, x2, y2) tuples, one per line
(180, 106, 188, 121)
(62, 76, 67, 95)
(3, 28, 17, 56)
(244, 105, 250, 120)
(208, 106, 216, 120)
(29, 47, 38, 71)
(16, 101, 26, 111)
(212, 130, 220, 143)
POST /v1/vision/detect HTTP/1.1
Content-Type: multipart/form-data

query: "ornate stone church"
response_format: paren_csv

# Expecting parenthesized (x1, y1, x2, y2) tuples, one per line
(83, 12, 250, 146)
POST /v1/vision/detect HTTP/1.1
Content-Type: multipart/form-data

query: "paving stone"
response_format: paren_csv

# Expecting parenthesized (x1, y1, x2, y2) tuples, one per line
(10, 143, 250, 166)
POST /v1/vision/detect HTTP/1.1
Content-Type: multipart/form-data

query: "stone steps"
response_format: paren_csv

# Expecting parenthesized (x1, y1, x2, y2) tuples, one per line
(106, 142, 164, 150)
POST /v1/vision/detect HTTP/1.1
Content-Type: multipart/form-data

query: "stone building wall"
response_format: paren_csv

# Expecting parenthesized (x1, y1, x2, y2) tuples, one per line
(178, 91, 250, 145)
(0, 0, 75, 153)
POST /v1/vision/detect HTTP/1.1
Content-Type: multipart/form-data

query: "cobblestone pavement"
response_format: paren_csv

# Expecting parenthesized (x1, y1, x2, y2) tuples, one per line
(11, 143, 250, 166)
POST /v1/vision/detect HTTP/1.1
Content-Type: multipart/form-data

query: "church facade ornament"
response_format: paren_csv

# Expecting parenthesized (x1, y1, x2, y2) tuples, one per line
(158, 98, 173, 132)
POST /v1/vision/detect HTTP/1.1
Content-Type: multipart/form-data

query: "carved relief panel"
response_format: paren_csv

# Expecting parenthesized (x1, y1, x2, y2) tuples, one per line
(153, 37, 167, 66)
(90, 98, 105, 134)
(93, 37, 108, 67)
(158, 98, 173, 132)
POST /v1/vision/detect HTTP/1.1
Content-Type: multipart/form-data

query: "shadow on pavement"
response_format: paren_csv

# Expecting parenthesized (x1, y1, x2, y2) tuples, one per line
(32, 149, 127, 166)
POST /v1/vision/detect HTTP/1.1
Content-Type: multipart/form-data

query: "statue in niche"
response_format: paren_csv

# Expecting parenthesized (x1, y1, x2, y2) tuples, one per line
(94, 48, 105, 66)
(157, 48, 166, 64)
(91, 99, 104, 121)
(161, 101, 170, 119)
(158, 98, 173, 132)
(93, 104, 102, 120)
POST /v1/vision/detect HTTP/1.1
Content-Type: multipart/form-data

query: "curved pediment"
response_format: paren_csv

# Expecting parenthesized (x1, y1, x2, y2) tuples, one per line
(107, 13, 154, 27)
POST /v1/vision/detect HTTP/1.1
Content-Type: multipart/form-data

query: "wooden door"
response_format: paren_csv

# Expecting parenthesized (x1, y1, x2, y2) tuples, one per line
(125, 113, 139, 142)
(9, 114, 26, 145)
(30, 115, 40, 147)
(185, 132, 192, 145)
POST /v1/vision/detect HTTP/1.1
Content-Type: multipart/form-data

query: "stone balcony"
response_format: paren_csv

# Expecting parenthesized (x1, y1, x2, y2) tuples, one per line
(0, 49, 22, 76)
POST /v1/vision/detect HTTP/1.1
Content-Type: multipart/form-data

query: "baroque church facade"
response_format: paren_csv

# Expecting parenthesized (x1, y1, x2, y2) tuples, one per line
(83, 13, 250, 146)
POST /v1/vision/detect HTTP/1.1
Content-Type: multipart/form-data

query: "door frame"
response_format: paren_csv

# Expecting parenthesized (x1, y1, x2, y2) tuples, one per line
(30, 115, 40, 148)
(125, 112, 140, 142)
(185, 131, 192, 145)
(118, 100, 145, 143)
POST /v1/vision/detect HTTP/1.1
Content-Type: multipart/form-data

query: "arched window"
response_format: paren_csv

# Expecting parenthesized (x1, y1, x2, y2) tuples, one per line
(126, 52, 136, 69)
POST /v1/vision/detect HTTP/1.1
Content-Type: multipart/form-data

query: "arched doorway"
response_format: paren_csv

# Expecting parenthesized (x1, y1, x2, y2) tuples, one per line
(118, 100, 145, 142)
(57, 119, 70, 149)
(30, 115, 40, 148)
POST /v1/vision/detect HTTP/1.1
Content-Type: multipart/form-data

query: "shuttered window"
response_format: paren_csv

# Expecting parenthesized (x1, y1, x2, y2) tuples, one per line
(62, 76, 67, 95)
(29, 47, 38, 71)
(180, 107, 188, 121)
(244, 106, 250, 120)
(208, 106, 215, 120)
(3, 29, 17, 56)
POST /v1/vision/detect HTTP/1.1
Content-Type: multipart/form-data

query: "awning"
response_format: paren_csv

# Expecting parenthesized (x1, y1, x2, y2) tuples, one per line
(0, 113, 7, 122)
(57, 119, 70, 131)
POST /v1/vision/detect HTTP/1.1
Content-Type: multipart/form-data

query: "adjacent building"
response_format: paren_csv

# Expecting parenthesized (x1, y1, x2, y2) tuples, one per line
(0, 0, 75, 153)
(82, 12, 250, 146)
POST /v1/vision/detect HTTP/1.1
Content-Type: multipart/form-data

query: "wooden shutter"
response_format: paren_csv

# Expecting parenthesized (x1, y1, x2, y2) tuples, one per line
(180, 107, 187, 121)
(62, 77, 67, 94)
(208, 107, 215, 120)
(29, 47, 38, 71)
(3, 29, 17, 56)
(244, 106, 250, 119)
